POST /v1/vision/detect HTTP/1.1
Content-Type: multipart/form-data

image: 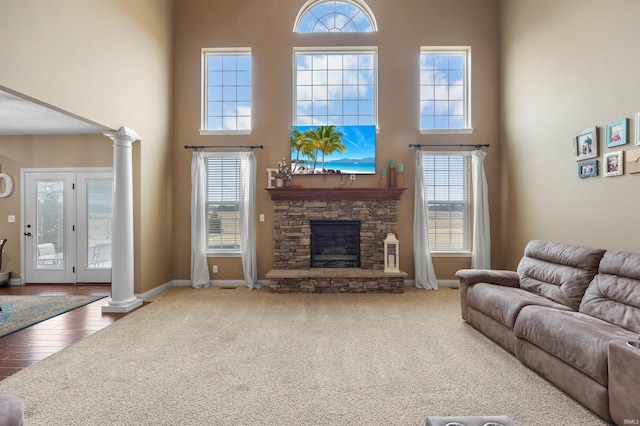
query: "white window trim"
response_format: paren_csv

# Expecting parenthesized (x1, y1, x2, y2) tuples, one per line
(431, 251, 472, 258)
(421, 129, 474, 135)
(199, 130, 252, 136)
(423, 150, 473, 253)
(419, 46, 472, 134)
(292, 46, 379, 129)
(200, 47, 252, 135)
(207, 251, 240, 258)
(204, 152, 242, 257)
(293, 0, 378, 32)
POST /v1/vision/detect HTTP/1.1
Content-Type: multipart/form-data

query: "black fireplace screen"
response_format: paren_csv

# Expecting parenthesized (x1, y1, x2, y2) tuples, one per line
(310, 220, 361, 268)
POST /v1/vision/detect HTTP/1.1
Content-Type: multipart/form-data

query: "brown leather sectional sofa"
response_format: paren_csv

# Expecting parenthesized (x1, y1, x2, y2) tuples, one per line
(456, 240, 640, 425)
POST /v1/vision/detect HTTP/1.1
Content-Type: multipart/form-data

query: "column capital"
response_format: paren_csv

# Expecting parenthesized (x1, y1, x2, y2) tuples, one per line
(103, 126, 141, 145)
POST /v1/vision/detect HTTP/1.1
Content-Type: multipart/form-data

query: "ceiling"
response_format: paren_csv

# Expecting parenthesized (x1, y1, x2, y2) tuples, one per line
(0, 88, 111, 136)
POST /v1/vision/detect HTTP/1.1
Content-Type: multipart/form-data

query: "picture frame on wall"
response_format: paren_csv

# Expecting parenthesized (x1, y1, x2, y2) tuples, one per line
(626, 148, 640, 174)
(605, 118, 628, 148)
(578, 160, 598, 179)
(573, 127, 597, 161)
(635, 112, 640, 146)
(603, 151, 624, 177)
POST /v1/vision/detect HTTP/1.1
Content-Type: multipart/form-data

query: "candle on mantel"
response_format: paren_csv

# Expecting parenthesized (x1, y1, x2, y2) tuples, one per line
(381, 167, 388, 188)
(381, 167, 387, 177)
(397, 163, 404, 188)
(389, 159, 396, 188)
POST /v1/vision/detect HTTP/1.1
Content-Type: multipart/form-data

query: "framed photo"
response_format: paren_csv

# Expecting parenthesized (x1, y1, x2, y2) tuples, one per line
(578, 160, 598, 178)
(573, 127, 597, 161)
(635, 112, 640, 146)
(626, 148, 640, 174)
(605, 118, 628, 148)
(603, 151, 624, 177)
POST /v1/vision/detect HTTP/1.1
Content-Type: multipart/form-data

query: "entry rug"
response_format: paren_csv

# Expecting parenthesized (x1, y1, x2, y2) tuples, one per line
(0, 295, 106, 338)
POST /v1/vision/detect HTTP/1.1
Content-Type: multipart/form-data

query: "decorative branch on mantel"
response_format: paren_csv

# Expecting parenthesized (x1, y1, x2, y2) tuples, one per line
(265, 187, 406, 202)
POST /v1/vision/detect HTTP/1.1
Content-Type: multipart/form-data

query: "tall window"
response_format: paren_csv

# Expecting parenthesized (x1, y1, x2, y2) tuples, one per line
(294, 49, 377, 126)
(201, 48, 252, 134)
(422, 153, 472, 252)
(420, 47, 471, 132)
(205, 153, 241, 253)
(294, 0, 377, 33)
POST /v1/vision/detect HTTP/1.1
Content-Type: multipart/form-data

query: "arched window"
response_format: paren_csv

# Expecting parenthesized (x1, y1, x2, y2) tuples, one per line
(292, 0, 379, 128)
(294, 0, 377, 33)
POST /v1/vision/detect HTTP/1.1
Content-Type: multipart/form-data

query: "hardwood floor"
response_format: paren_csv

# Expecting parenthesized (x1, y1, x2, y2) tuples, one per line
(0, 284, 134, 381)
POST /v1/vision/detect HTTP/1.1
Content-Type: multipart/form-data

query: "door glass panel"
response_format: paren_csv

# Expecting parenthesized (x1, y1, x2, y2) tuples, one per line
(86, 179, 112, 269)
(36, 180, 64, 269)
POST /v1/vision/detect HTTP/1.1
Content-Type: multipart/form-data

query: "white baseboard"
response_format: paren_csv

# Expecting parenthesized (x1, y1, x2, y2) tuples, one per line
(171, 279, 270, 289)
(403, 279, 458, 289)
(438, 280, 459, 288)
(174, 279, 456, 290)
(10, 278, 455, 300)
(136, 280, 174, 300)
(172, 279, 193, 287)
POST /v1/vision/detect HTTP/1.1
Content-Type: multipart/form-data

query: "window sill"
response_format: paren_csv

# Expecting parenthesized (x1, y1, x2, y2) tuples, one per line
(420, 128, 474, 135)
(207, 252, 241, 258)
(199, 129, 252, 136)
(431, 251, 472, 258)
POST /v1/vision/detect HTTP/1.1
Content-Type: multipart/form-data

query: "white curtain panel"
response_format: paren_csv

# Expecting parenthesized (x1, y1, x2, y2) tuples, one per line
(413, 151, 438, 290)
(240, 152, 259, 289)
(471, 149, 491, 269)
(190, 151, 211, 288)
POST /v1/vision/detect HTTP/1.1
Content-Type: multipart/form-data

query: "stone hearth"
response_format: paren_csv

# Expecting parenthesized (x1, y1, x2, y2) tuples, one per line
(265, 188, 407, 293)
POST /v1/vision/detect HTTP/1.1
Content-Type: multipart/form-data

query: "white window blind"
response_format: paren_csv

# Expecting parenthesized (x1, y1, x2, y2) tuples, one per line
(422, 153, 472, 252)
(205, 154, 241, 252)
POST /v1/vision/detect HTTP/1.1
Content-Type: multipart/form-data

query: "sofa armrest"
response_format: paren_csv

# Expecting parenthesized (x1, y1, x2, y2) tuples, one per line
(608, 340, 640, 425)
(455, 269, 520, 321)
(456, 269, 520, 287)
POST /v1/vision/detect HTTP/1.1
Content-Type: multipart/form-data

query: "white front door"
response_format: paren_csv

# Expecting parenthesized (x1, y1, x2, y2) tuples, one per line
(76, 171, 113, 283)
(23, 169, 113, 284)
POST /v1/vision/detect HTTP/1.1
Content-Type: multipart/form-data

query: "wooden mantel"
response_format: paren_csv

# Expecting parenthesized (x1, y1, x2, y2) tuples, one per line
(265, 187, 406, 201)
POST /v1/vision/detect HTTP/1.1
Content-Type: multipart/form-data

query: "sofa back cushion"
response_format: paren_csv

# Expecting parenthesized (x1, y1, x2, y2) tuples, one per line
(517, 240, 605, 310)
(580, 250, 640, 333)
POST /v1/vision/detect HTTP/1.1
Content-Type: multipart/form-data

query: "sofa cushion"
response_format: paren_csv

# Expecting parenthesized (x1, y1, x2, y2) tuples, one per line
(517, 240, 605, 310)
(580, 250, 640, 333)
(0, 394, 23, 426)
(467, 283, 572, 329)
(514, 305, 637, 386)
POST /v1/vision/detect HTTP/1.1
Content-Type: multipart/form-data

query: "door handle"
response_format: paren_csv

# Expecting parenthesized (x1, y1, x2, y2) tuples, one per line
(24, 232, 32, 237)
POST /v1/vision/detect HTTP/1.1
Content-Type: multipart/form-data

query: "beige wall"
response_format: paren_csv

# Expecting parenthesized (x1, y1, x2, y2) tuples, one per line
(172, 0, 501, 281)
(0, 136, 113, 277)
(500, 0, 640, 269)
(0, 0, 174, 292)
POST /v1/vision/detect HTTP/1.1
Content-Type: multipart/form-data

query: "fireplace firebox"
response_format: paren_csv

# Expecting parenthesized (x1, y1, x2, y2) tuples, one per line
(310, 220, 361, 268)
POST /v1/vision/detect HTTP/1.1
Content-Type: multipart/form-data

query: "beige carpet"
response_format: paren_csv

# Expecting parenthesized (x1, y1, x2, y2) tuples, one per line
(0, 286, 604, 425)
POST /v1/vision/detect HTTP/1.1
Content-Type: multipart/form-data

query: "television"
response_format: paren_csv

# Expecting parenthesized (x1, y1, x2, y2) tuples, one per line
(290, 125, 376, 175)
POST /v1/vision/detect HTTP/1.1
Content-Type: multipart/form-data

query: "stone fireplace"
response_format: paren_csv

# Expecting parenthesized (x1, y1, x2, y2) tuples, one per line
(265, 188, 407, 293)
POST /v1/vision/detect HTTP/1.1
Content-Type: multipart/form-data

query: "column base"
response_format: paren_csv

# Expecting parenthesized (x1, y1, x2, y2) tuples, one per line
(101, 297, 143, 313)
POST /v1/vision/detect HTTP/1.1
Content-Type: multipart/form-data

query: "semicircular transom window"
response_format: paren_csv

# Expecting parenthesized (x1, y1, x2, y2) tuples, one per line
(295, 0, 377, 33)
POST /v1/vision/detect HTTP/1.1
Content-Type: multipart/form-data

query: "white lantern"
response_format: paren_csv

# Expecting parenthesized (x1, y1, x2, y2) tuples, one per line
(383, 233, 400, 273)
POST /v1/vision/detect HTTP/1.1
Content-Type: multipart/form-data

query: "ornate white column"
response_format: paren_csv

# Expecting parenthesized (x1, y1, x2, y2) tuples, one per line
(102, 127, 142, 313)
